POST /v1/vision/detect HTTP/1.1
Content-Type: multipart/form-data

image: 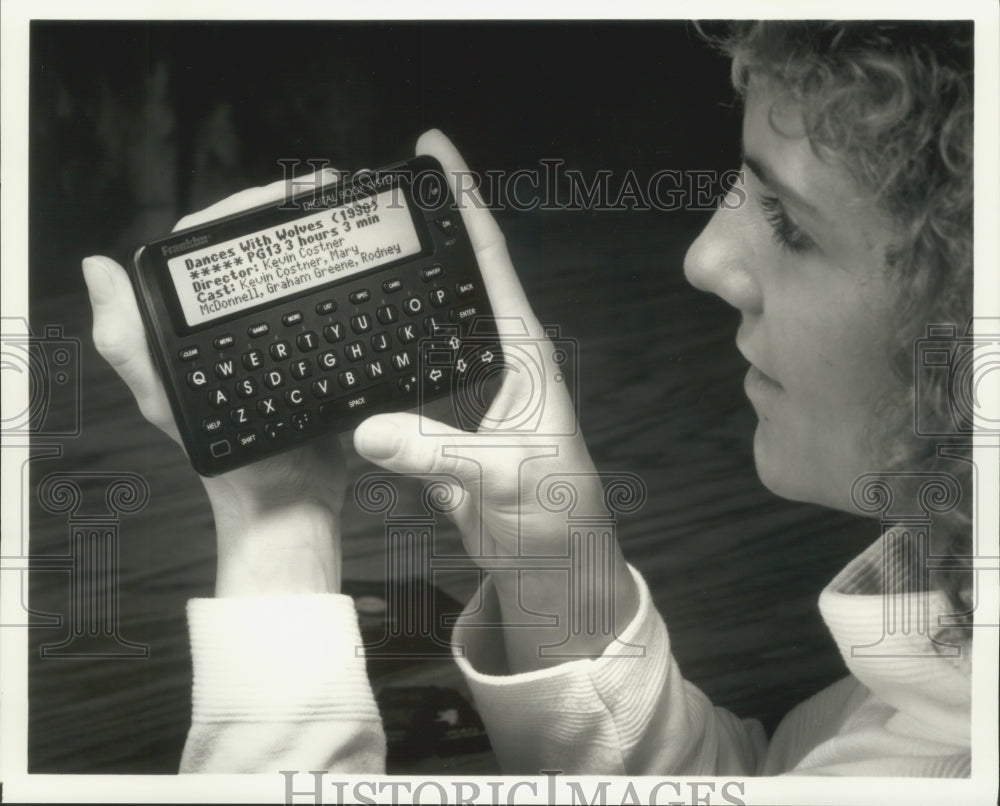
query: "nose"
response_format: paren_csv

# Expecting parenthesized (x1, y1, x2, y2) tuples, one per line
(683, 200, 763, 315)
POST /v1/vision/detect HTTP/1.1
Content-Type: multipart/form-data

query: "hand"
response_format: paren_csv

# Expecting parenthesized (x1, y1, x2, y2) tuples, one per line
(82, 170, 348, 596)
(353, 131, 639, 669)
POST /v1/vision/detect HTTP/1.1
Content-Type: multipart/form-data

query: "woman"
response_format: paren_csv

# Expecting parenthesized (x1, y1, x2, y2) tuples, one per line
(81, 20, 973, 775)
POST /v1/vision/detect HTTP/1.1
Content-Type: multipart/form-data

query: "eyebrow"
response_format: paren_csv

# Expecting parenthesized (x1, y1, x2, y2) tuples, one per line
(742, 151, 821, 217)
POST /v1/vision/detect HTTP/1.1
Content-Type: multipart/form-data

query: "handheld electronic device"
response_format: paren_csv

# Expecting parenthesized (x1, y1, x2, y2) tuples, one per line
(128, 155, 496, 475)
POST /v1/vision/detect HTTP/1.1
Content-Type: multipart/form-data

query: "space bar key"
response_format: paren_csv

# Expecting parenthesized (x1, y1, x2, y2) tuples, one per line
(319, 384, 393, 422)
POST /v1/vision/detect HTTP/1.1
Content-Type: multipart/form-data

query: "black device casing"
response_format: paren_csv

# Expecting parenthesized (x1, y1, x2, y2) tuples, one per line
(128, 155, 496, 475)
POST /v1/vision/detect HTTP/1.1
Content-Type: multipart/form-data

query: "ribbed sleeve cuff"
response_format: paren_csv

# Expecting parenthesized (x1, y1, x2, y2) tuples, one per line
(450, 565, 671, 770)
(187, 594, 380, 724)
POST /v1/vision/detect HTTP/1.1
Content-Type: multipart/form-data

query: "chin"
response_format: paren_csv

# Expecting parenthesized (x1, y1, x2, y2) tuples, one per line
(751, 426, 852, 512)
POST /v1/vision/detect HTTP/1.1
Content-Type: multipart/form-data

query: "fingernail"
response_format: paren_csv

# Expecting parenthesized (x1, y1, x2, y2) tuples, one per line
(355, 419, 400, 461)
(82, 257, 114, 304)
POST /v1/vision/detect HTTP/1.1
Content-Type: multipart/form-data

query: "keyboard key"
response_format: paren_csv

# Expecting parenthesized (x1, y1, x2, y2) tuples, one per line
(187, 369, 209, 389)
(257, 396, 279, 417)
(179, 345, 200, 361)
(238, 430, 259, 449)
(297, 331, 319, 351)
(236, 377, 258, 398)
(243, 349, 264, 370)
(311, 378, 334, 399)
(377, 304, 399, 325)
(248, 322, 270, 338)
(317, 350, 338, 371)
(319, 384, 392, 421)
(202, 416, 224, 434)
(209, 439, 231, 458)
(264, 420, 289, 441)
(424, 365, 452, 390)
(434, 216, 458, 234)
(398, 373, 419, 394)
(270, 340, 291, 361)
(351, 314, 372, 334)
(215, 359, 237, 379)
(208, 387, 230, 407)
(424, 315, 447, 335)
(392, 351, 414, 371)
(451, 305, 479, 323)
(324, 322, 345, 343)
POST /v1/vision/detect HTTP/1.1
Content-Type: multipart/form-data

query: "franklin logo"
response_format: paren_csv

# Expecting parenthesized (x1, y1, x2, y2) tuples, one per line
(162, 234, 211, 256)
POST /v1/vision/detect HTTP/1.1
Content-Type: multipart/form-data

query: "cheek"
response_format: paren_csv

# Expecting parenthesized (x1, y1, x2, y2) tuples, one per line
(752, 283, 904, 507)
(771, 269, 899, 407)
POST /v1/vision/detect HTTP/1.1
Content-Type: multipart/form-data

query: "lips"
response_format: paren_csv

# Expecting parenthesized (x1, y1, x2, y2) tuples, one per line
(744, 364, 783, 397)
(742, 359, 782, 388)
(736, 330, 783, 390)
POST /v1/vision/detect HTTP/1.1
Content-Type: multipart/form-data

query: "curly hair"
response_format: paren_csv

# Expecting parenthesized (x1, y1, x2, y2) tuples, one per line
(708, 21, 975, 635)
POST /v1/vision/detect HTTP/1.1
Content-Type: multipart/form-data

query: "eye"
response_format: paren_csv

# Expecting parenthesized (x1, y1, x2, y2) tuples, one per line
(758, 193, 814, 254)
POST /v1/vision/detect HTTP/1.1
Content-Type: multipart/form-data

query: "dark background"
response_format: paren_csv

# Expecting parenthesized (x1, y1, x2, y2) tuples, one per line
(27, 20, 874, 774)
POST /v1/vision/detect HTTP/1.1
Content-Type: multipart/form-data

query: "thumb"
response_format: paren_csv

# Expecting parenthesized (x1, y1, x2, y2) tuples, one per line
(82, 254, 179, 440)
(354, 412, 480, 488)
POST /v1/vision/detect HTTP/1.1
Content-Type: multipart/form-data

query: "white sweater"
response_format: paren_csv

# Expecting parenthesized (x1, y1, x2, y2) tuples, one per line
(179, 535, 970, 776)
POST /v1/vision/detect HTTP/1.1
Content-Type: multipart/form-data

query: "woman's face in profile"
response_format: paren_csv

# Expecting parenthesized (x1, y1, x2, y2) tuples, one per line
(684, 76, 908, 514)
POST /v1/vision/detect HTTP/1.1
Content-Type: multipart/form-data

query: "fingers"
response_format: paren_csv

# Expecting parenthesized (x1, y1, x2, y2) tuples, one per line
(353, 412, 484, 491)
(82, 255, 180, 441)
(415, 130, 541, 337)
(415, 130, 505, 256)
(173, 168, 340, 232)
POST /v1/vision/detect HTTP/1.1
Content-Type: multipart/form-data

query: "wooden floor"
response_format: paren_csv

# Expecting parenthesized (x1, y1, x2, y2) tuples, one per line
(25, 208, 876, 773)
